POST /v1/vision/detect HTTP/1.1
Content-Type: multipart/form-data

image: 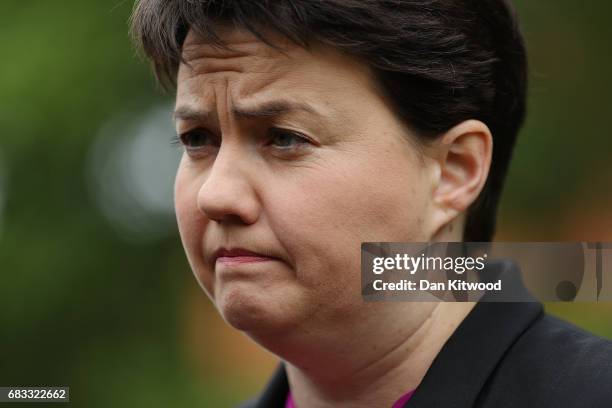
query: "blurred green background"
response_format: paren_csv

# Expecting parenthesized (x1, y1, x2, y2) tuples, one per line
(0, 0, 611, 407)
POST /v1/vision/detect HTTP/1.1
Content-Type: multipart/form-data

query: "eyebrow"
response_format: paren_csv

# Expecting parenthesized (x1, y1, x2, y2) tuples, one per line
(173, 100, 323, 122)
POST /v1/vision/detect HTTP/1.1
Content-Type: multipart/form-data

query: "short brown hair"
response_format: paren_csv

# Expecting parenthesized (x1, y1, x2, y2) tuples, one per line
(131, 0, 528, 241)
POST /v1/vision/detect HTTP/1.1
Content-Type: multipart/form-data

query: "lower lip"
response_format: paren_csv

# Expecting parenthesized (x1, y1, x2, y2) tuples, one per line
(216, 256, 275, 265)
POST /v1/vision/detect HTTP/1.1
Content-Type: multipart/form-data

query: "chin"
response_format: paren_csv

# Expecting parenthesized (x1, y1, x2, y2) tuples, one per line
(215, 282, 301, 334)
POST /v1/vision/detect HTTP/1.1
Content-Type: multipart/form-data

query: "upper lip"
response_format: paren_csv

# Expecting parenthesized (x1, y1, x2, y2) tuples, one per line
(213, 247, 276, 262)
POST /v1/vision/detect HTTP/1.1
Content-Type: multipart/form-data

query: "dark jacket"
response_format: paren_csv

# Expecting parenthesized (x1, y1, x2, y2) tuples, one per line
(238, 265, 612, 408)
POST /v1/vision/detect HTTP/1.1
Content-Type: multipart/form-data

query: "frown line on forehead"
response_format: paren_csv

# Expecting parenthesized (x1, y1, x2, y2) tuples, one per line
(173, 99, 326, 123)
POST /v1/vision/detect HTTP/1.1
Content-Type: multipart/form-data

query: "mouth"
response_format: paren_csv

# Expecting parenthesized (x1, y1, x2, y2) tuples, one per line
(213, 247, 278, 266)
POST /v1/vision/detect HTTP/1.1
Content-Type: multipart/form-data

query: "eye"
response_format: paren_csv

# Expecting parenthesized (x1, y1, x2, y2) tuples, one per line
(267, 128, 311, 149)
(177, 128, 218, 150)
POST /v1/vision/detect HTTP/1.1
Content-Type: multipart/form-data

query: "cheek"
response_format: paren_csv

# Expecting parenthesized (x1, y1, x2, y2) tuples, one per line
(174, 163, 213, 295)
(263, 148, 430, 309)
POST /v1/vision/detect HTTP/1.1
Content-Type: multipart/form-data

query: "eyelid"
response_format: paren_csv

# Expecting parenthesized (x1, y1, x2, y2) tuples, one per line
(172, 128, 220, 160)
(178, 127, 219, 145)
(268, 127, 318, 146)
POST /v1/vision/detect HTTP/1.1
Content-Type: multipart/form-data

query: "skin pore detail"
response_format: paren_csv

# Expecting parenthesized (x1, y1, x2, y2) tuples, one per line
(173, 26, 479, 408)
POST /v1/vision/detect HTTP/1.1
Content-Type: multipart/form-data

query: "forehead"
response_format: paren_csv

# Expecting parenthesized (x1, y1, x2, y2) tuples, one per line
(176, 26, 378, 113)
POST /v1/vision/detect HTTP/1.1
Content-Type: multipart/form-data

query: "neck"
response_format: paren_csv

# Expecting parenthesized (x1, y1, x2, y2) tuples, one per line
(276, 302, 475, 408)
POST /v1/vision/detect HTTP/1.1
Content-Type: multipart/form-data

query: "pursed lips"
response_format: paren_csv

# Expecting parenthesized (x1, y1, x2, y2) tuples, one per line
(213, 247, 278, 265)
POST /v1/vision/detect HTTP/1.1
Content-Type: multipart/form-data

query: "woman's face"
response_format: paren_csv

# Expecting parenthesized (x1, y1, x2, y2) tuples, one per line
(174, 27, 440, 335)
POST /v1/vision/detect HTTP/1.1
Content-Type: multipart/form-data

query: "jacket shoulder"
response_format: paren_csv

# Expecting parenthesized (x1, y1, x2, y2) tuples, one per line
(477, 313, 612, 407)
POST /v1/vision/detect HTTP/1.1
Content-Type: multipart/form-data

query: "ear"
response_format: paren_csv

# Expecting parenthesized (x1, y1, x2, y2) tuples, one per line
(428, 120, 493, 237)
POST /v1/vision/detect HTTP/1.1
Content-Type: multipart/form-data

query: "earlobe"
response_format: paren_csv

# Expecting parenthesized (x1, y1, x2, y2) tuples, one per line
(429, 120, 493, 235)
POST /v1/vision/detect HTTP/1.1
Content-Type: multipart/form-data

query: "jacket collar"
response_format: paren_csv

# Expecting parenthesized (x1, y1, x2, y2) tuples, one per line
(249, 260, 543, 408)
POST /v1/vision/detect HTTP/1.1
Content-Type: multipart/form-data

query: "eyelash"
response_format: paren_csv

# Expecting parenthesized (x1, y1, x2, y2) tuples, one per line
(266, 128, 312, 149)
(171, 128, 313, 154)
(172, 128, 217, 151)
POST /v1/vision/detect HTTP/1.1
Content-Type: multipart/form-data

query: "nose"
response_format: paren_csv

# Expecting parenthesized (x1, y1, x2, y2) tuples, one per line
(197, 143, 261, 225)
